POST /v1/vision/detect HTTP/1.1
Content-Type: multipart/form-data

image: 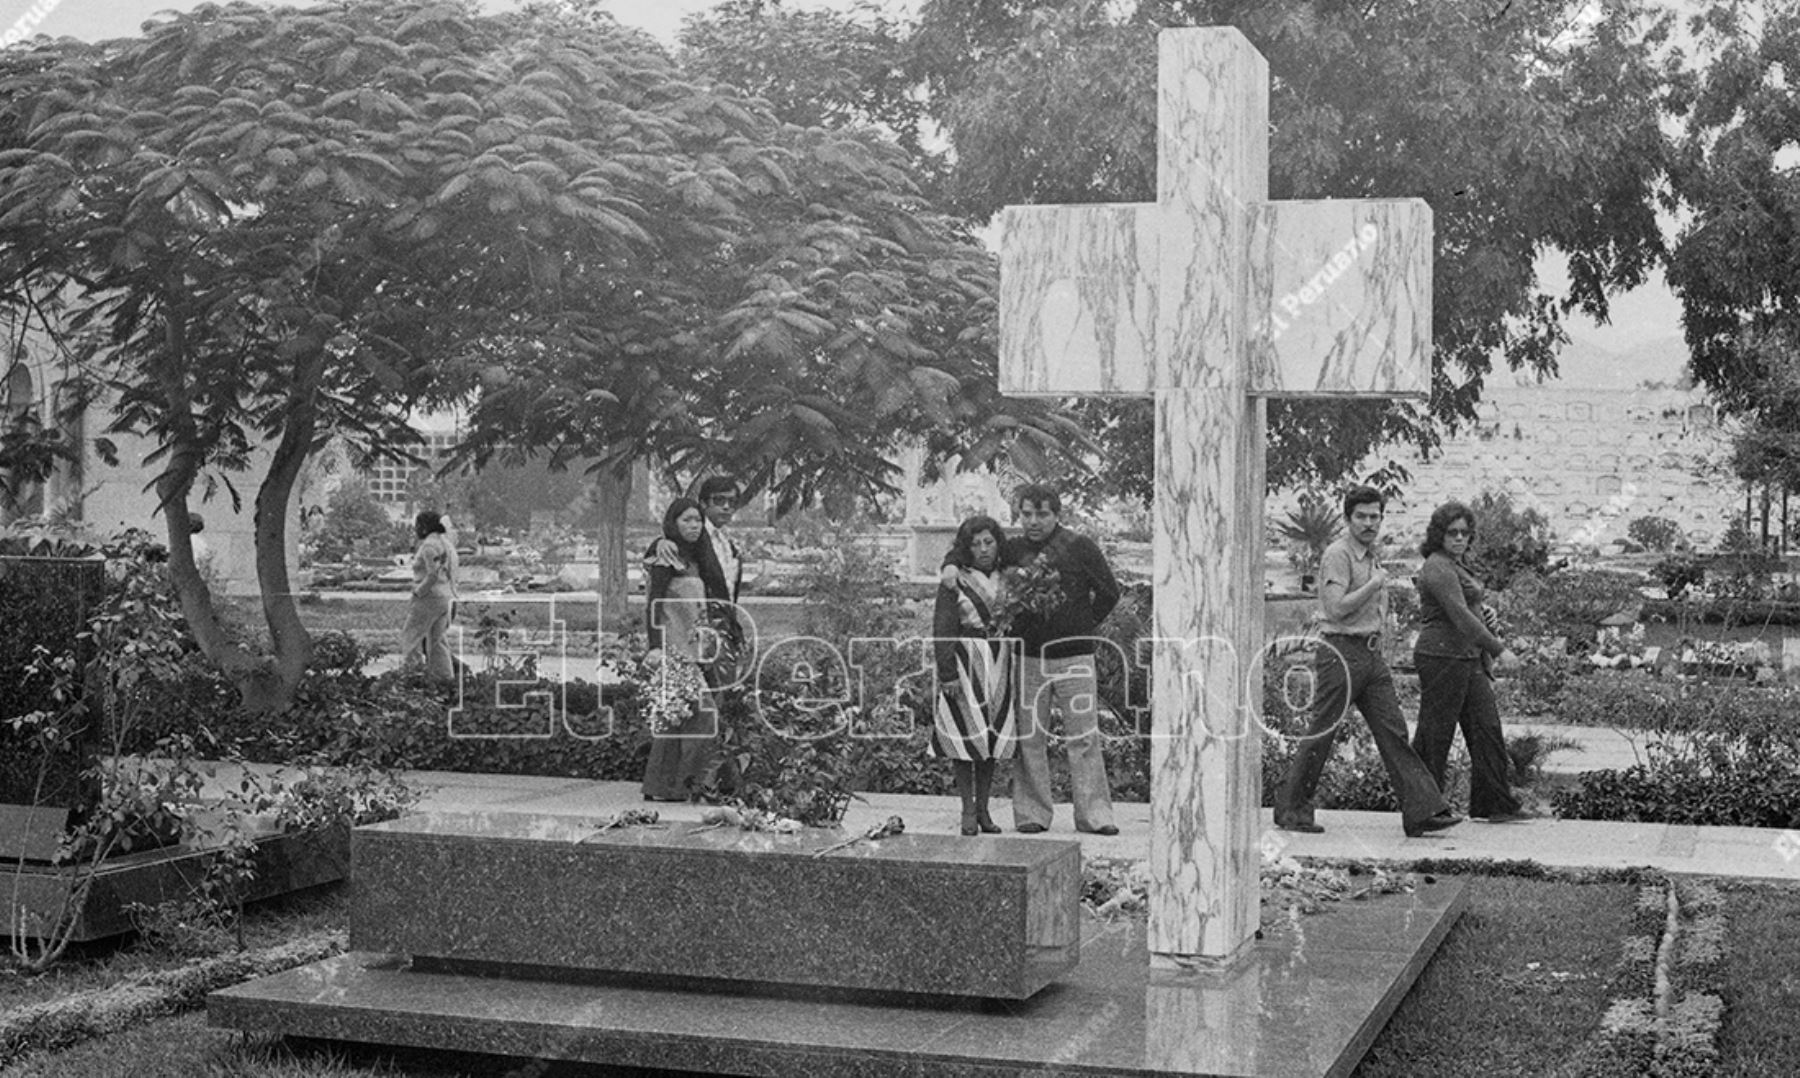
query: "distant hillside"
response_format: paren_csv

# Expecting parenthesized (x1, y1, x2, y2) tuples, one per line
(1509, 334, 1691, 391)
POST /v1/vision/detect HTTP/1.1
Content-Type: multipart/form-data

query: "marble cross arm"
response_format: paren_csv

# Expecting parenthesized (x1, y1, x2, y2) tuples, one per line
(997, 196, 1431, 400)
(997, 202, 1159, 398)
(1247, 198, 1432, 399)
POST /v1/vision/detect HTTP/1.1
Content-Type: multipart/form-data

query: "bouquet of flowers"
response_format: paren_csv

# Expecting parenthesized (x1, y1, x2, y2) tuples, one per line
(990, 556, 1066, 638)
(641, 651, 706, 734)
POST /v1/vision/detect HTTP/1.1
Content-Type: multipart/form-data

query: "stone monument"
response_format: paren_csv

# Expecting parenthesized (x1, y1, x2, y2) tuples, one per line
(1000, 26, 1429, 963)
(210, 28, 1464, 1078)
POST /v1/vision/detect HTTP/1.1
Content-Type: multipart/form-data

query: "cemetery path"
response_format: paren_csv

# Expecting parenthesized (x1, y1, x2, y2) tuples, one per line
(183, 727, 1799, 885)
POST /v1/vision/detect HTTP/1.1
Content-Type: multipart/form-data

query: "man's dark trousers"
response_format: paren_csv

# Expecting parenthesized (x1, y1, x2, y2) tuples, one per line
(1275, 634, 1450, 830)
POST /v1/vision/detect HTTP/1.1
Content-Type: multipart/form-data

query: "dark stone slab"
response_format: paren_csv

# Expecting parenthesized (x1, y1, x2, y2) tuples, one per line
(0, 555, 105, 849)
(211, 875, 1467, 1078)
(0, 803, 72, 862)
(3, 824, 350, 943)
(350, 811, 1080, 1000)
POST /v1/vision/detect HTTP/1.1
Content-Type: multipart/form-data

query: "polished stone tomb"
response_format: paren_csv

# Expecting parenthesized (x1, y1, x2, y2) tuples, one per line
(213, 867, 1467, 1077)
(350, 810, 1080, 999)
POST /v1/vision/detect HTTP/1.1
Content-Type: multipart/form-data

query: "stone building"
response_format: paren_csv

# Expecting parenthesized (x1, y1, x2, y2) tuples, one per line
(1376, 385, 1737, 550)
(1, 319, 295, 595)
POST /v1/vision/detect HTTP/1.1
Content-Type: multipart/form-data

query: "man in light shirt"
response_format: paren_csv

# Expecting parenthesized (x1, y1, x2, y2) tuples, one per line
(1273, 485, 1462, 838)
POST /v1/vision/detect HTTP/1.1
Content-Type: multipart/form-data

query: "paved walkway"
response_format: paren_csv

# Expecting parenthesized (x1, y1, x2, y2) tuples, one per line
(187, 720, 1795, 885)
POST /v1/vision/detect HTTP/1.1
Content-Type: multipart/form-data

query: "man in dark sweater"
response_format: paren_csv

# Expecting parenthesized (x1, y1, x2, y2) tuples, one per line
(1001, 484, 1121, 835)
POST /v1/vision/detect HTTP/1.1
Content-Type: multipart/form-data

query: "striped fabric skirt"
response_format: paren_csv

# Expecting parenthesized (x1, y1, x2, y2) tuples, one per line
(931, 635, 1018, 761)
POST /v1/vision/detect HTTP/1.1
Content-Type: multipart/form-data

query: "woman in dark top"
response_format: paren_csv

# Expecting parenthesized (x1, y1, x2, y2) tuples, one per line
(1410, 502, 1531, 823)
(932, 515, 1018, 835)
(640, 498, 726, 802)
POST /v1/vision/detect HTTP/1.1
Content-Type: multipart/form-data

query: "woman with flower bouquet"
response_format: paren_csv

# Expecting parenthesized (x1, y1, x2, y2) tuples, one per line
(640, 498, 730, 802)
(931, 515, 1019, 835)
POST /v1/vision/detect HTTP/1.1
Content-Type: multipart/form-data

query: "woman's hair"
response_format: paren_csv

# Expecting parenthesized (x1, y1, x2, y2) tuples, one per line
(946, 514, 1006, 569)
(1419, 501, 1475, 558)
(652, 497, 706, 563)
(414, 510, 445, 537)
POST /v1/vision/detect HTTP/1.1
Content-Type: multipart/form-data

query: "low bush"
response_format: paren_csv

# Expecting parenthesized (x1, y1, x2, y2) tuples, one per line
(1550, 673, 1800, 741)
(1493, 569, 1645, 650)
(1554, 735, 1800, 829)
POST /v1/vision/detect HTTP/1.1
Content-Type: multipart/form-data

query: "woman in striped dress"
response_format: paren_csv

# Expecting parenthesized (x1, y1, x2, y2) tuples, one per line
(932, 515, 1019, 835)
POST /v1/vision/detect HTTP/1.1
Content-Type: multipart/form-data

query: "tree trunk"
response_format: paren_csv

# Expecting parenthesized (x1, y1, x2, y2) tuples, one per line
(594, 461, 634, 634)
(159, 342, 324, 716)
(251, 387, 318, 710)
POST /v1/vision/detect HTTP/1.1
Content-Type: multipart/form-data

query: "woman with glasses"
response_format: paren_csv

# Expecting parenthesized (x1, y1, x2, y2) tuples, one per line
(1411, 502, 1533, 823)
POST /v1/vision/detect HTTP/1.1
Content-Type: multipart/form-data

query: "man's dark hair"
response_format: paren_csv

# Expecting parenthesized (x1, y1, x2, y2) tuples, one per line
(1342, 485, 1385, 518)
(1014, 483, 1061, 515)
(414, 509, 445, 536)
(696, 475, 738, 502)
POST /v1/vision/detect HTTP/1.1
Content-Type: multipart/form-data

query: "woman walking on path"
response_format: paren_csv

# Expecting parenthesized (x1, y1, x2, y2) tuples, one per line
(397, 510, 458, 680)
(932, 515, 1018, 835)
(1411, 501, 1534, 823)
(640, 498, 730, 802)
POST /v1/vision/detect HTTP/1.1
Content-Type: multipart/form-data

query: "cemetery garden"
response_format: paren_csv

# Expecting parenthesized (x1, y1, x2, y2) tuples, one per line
(5, 487, 1800, 1075)
(5, 0, 1800, 1074)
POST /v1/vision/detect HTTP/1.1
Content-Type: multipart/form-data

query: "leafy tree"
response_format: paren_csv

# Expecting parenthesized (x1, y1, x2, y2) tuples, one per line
(909, 0, 1675, 495)
(676, 0, 934, 167)
(0, 0, 798, 710)
(311, 482, 398, 564)
(1665, 1, 1800, 417)
(449, 0, 1087, 626)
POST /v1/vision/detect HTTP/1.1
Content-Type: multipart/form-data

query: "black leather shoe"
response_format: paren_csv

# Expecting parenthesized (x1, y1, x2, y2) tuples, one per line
(1016, 822, 1048, 834)
(1404, 812, 1464, 837)
(1275, 817, 1325, 834)
(1083, 825, 1120, 836)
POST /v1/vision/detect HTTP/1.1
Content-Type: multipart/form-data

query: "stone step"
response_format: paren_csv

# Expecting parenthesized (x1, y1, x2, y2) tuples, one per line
(350, 810, 1081, 999)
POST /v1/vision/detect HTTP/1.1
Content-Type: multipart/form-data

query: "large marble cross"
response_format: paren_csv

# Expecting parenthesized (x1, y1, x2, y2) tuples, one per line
(999, 27, 1431, 965)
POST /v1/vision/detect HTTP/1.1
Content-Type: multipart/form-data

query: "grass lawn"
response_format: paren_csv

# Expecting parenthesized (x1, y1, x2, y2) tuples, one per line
(0, 887, 345, 1013)
(1352, 876, 1636, 1077)
(1716, 881, 1800, 1077)
(14, 874, 1796, 1077)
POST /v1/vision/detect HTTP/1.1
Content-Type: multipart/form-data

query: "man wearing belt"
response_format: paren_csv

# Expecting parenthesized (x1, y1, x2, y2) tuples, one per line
(1274, 485, 1462, 838)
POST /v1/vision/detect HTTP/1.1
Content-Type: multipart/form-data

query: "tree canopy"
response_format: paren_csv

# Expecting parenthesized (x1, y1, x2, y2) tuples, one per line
(0, 0, 1075, 708)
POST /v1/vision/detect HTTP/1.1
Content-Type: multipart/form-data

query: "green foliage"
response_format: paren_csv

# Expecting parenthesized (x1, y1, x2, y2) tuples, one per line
(913, 0, 1674, 496)
(678, 0, 934, 165)
(1495, 569, 1645, 648)
(309, 484, 399, 564)
(1553, 735, 1800, 830)
(1626, 515, 1684, 552)
(1666, 3, 1800, 419)
(1467, 491, 1554, 591)
(1652, 553, 1706, 600)
(1710, 517, 1780, 600)
(1273, 494, 1343, 579)
(1550, 674, 1800, 742)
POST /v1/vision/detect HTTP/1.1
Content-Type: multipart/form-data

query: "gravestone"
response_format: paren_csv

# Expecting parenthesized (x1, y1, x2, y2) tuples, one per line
(0, 553, 105, 862)
(999, 27, 1429, 963)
